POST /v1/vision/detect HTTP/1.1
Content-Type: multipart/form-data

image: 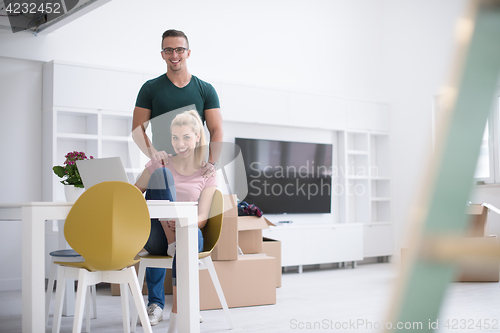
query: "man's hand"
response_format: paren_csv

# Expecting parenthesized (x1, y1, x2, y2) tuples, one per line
(202, 162, 217, 178)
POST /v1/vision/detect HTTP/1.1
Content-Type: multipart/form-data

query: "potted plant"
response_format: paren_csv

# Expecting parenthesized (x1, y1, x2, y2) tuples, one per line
(53, 151, 94, 201)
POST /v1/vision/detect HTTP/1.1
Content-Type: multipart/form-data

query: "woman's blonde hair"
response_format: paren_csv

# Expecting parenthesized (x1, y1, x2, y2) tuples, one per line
(171, 110, 207, 167)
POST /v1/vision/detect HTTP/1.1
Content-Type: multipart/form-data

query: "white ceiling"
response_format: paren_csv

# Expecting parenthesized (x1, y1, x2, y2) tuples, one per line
(0, 0, 111, 34)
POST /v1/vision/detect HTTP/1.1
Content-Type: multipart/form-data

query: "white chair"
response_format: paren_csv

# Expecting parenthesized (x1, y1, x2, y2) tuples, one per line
(46, 249, 97, 330)
(131, 189, 235, 332)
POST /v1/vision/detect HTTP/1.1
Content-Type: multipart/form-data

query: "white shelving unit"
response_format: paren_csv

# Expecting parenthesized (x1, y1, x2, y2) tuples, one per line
(336, 130, 393, 259)
(366, 133, 393, 259)
(42, 61, 147, 202)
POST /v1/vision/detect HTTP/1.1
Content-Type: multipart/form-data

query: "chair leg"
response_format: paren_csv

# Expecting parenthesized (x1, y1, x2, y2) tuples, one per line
(130, 262, 147, 333)
(204, 257, 235, 330)
(46, 258, 58, 326)
(127, 266, 152, 333)
(120, 284, 131, 333)
(52, 266, 67, 333)
(91, 285, 97, 319)
(73, 270, 89, 333)
(85, 287, 91, 333)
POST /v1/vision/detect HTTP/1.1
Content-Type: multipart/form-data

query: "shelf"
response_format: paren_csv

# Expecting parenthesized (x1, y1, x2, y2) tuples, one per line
(346, 132, 368, 151)
(347, 150, 369, 155)
(57, 111, 98, 136)
(57, 133, 99, 141)
(364, 222, 392, 226)
(371, 197, 391, 201)
(55, 107, 99, 115)
(101, 136, 132, 142)
(371, 200, 391, 223)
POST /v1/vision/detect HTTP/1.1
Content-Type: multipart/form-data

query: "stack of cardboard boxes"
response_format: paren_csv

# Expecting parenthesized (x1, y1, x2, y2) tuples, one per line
(112, 194, 281, 310)
(198, 194, 281, 309)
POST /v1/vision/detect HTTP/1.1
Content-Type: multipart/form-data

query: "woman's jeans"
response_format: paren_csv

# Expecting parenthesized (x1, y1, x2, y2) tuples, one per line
(143, 168, 204, 309)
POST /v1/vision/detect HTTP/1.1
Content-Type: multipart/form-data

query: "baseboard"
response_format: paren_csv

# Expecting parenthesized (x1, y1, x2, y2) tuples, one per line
(0, 278, 21, 292)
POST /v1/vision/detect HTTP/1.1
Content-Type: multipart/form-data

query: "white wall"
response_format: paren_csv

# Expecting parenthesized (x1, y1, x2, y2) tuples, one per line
(0, 0, 385, 101)
(0, 57, 43, 290)
(381, 0, 469, 251)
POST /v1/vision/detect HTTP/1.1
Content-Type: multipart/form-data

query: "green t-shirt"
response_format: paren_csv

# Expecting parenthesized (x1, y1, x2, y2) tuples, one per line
(135, 74, 220, 154)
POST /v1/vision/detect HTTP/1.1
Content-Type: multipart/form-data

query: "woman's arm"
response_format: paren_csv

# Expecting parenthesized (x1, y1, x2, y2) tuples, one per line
(197, 186, 217, 229)
(134, 167, 151, 193)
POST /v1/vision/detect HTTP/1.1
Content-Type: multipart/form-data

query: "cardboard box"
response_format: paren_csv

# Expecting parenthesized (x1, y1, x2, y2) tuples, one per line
(238, 216, 274, 254)
(262, 237, 282, 287)
(114, 256, 277, 310)
(199, 254, 276, 310)
(211, 195, 239, 261)
(456, 235, 500, 282)
(212, 195, 275, 259)
(467, 203, 500, 237)
(467, 204, 489, 237)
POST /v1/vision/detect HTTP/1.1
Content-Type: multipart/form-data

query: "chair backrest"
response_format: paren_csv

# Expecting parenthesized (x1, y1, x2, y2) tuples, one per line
(201, 189, 224, 254)
(64, 181, 151, 271)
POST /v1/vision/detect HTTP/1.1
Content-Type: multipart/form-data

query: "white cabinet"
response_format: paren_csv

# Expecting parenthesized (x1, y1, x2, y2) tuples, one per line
(346, 100, 390, 132)
(288, 93, 347, 130)
(263, 227, 305, 267)
(219, 83, 289, 126)
(45, 62, 144, 111)
(219, 81, 389, 133)
(363, 224, 393, 257)
(263, 224, 363, 268)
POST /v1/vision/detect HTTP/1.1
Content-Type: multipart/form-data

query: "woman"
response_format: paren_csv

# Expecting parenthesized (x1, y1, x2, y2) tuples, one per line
(135, 110, 217, 332)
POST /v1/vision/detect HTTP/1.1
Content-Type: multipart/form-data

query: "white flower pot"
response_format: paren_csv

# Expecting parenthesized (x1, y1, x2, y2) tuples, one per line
(64, 186, 85, 202)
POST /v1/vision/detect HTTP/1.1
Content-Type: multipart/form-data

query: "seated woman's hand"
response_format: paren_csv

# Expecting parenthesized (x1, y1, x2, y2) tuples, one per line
(166, 219, 176, 232)
(146, 155, 173, 174)
(150, 150, 172, 167)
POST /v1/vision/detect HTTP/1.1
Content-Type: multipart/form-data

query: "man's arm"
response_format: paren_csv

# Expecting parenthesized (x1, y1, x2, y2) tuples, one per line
(132, 106, 169, 164)
(205, 108, 224, 165)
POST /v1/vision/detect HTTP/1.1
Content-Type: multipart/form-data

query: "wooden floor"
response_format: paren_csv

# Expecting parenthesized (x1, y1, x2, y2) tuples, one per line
(0, 262, 499, 332)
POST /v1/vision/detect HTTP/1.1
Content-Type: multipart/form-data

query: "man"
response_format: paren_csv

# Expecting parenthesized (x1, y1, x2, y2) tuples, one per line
(132, 29, 223, 172)
(131, 29, 223, 327)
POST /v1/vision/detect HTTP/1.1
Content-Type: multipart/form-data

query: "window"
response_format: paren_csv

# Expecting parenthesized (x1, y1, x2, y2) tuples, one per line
(474, 93, 500, 185)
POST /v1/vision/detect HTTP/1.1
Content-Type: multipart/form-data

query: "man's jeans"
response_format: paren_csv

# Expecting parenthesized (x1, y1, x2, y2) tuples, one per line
(143, 167, 204, 309)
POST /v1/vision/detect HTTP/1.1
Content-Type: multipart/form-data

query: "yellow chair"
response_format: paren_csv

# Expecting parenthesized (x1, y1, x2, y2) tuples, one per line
(51, 181, 153, 333)
(131, 189, 235, 332)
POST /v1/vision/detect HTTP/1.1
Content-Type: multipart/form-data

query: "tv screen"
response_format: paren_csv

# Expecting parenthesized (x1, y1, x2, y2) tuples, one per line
(235, 138, 333, 214)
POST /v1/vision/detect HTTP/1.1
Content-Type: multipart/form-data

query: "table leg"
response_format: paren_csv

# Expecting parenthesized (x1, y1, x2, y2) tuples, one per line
(176, 210, 200, 333)
(58, 220, 76, 316)
(22, 207, 46, 333)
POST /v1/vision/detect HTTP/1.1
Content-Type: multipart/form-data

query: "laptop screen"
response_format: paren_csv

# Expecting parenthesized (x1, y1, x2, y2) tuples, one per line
(76, 157, 129, 189)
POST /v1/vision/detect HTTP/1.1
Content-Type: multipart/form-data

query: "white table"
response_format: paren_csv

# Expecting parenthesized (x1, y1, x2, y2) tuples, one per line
(0, 201, 200, 333)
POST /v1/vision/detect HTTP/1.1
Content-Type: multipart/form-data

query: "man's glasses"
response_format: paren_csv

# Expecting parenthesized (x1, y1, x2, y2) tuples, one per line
(162, 47, 188, 54)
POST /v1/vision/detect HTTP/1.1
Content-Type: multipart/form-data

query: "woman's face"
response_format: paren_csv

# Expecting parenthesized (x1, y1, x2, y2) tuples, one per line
(171, 125, 200, 159)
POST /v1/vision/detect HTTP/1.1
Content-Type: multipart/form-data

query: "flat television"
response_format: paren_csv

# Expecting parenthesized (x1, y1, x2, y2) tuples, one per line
(234, 138, 333, 214)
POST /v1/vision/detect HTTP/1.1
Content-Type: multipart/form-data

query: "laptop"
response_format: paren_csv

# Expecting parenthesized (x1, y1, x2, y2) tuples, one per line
(76, 157, 129, 189)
